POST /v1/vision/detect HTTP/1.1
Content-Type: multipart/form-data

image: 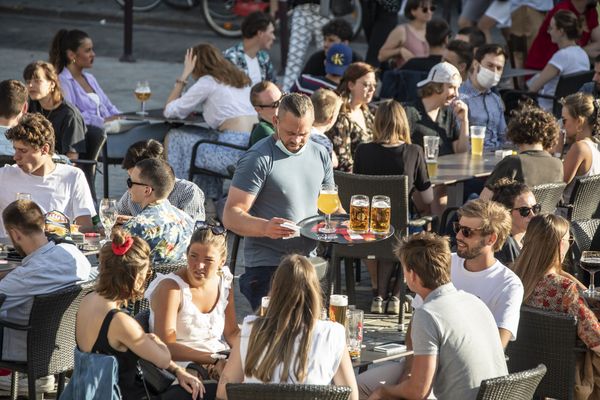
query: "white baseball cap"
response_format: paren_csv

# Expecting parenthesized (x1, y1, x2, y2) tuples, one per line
(417, 62, 462, 88)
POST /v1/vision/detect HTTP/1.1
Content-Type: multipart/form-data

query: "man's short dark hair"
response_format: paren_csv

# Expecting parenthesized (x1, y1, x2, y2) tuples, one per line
(136, 158, 175, 200)
(0, 80, 27, 119)
(2, 200, 45, 235)
(5, 113, 55, 154)
(250, 80, 271, 106)
(278, 93, 314, 119)
(122, 139, 165, 170)
(474, 44, 507, 63)
(447, 40, 474, 70)
(241, 11, 275, 39)
(457, 26, 486, 49)
(426, 18, 451, 47)
(322, 18, 353, 42)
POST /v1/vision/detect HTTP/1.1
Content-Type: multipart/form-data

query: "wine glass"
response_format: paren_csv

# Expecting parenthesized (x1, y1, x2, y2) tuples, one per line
(580, 251, 600, 297)
(134, 81, 151, 116)
(317, 183, 340, 234)
(99, 198, 118, 243)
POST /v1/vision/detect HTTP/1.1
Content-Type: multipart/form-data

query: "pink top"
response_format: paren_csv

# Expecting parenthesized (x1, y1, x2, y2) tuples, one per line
(395, 24, 429, 68)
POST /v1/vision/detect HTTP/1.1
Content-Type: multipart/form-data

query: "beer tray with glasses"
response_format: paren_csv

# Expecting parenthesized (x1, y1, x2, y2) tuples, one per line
(297, 214, 394, 244)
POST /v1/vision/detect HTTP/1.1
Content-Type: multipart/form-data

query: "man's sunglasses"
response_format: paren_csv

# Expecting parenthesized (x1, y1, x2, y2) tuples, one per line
(422, 5, 436, 12)
(126, 177, 151, 189)
(194, 221, 226, 235)
(254, 94, 286, 109)
(453, 222, 484, 238)
(512, 204, 541, 218)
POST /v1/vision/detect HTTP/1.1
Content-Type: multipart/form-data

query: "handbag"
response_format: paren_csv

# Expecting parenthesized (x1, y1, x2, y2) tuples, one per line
(137, 359, 176, 395)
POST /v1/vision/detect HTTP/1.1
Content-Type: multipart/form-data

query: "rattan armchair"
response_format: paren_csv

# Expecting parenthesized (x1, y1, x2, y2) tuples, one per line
(562, 175, 600, 221)
(0, 281, 94, 400)
(571, 219, 600, 253)
(476, 364, 547, 400)
(531, 182, 566, 214)
(226, 383, 352, 400)
(131, 261, 187, 315)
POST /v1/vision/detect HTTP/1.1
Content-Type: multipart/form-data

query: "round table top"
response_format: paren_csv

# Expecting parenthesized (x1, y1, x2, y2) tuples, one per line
(298, 214, 395, 244)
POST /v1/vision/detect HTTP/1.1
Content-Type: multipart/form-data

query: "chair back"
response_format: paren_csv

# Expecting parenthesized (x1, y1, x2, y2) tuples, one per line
(131, 261, 187, 315)
(567, 174, 600, 221)
(506, 306, 579, 400)
(379, 69, 428, 103)
(571, 218, 600, 252)
(552, 70, 595, 117)
(476, 364, 547, 400)
(531, 182, 566, 214)
(134, 309, 151, 333)
(226, 383, 352, 400)
(26, 281, 95, 380)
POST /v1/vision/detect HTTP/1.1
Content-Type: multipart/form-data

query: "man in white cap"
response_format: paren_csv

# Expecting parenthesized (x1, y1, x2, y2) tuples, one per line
(404, 61, 469, 157)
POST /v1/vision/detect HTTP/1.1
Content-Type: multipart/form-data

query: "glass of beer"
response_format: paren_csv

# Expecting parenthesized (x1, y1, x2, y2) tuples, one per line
(259, 296, 270, 316)
(581, 251, 600, 297)
(349, 195, 369, 234)
(347, 309, 364, 361)
(423, 136, 439, 178)
(317, 183, 340, 234)
(470, 126, 485, 156)
(370, 195, 391, 234)
(329, 294, 348, 327)
(15, 193, 32, 201)
(135, 80, 152, 116)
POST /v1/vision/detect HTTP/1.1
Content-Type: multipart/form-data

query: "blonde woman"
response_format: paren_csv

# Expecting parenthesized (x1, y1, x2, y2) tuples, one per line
(217, 255, 358, 400)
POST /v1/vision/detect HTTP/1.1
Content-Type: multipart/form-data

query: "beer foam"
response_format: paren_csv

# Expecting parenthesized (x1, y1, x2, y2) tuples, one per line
(372, 201, 389, 209)
(320, 190, 338, 195)
(330, 294, 348, 306)
(261, 296, 270, 308)
(352, 200, 369, 207)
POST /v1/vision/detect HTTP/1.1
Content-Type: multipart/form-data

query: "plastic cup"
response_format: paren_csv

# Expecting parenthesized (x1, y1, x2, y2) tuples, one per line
(470, 126, 486, 156)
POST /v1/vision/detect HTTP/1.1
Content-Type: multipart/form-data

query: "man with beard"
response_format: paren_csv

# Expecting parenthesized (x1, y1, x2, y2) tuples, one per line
(412, 199, 523, 348)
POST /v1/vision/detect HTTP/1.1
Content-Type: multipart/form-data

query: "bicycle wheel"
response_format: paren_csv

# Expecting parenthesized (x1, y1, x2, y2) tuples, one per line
(163, 0, 199, 10)
(202, 0, 268, 38)
(113, 0, 163, 12)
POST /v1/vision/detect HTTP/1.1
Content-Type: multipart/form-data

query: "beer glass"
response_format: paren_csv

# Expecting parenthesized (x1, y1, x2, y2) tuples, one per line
(329, 294, 348, 327)
(259, 296, 270, 316)
(470, 126, 485, 156)
(370, 195, 391, 234)
(317, 183, 340, 234)
(99, 198, 118, 243)
(15, 193, 32, 201)
(581, 251, 600, 297)
(135, 81, 152, 116)
(349, 195, 369, 234)
(423, 136, 439, 178)
(347, 309, 364, 360)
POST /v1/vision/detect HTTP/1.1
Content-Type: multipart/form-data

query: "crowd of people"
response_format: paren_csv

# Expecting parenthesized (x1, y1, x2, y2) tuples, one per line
(2, 0, 600, 399)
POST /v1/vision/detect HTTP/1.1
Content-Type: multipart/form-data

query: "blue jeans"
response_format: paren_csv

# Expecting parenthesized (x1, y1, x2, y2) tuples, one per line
(239, 266, 278, 311)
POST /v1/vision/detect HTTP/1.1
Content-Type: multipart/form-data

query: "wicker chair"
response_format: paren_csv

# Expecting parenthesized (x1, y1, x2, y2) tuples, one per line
(0, 281, 95, 400)
(476, 364, 547, 400)
(506, 306, 584, 400)
(131, 261, 187, 315)
(562, 174, 600, 221)
(226, 383, 352, 400)
(571, 219, 600, 252)
(531, 182, 566, 214)
(134, 309, 151, 332)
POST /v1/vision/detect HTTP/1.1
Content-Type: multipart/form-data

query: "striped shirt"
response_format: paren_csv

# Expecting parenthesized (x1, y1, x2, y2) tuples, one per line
(290, 75, 338, 96)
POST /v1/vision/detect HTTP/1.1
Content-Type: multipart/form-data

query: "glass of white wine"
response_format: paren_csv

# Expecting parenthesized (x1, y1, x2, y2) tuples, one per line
(135, 81, 151, 116)
(99, 198, 118, 243)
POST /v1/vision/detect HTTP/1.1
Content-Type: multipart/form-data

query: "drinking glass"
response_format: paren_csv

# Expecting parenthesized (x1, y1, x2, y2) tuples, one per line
(423, 136, 440, 178)
(259, 296, 270, 317)
(135, 81, 151, 116)
(581, 251, 600, 297)
(329, 294, 348, 327)
(470, 126, 486, 156)
(347, 309, 364, 360)
(370, 195, 391, 234)
(317, 183, 340, 234)
(99, 198, 118, 243)
(349, 195, 369, 234)
(15, 193, 32, 201)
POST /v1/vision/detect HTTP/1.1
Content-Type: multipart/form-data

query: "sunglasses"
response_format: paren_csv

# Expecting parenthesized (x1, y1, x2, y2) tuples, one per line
(422, 5, 436, 12)
(126, 177, 151, 189)
(194, 221, 226, 235)
(453, 222, 485, 238)
(512, 204, 541, 218)
(255, 94, 286, 109)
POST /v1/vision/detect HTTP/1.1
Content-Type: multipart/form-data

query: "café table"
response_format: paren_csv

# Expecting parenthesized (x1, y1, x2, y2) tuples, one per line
(431, 152, 501, 206)
(118, 108, 208, 128)
(352, 346, 413, 373)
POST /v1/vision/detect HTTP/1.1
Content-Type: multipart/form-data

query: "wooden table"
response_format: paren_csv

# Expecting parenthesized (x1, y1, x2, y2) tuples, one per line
(119, 108, 208, 128)
(431, 152, 500, 206)
(352, 347, 413, 373)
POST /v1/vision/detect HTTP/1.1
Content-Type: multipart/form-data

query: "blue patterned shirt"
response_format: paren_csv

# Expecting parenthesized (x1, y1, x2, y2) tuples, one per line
(223, 42, 276, 83)
(123, 199, 194, 264)
(459, 79, 507, 151)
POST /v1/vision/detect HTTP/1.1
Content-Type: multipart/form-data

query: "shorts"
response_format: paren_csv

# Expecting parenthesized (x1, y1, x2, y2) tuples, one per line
(485, 0, 512, 28)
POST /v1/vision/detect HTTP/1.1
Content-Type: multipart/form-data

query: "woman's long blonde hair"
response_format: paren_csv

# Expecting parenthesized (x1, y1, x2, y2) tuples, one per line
(373, 99, 411, 144)
(244, 254, 323, 382)
(191, 43, 251, 88)
(512, 214, 570, 301)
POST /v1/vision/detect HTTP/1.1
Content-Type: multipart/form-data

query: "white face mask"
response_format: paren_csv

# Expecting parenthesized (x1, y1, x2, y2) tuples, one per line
(476, 65, 501, 90)
(275, 138, 307, 156)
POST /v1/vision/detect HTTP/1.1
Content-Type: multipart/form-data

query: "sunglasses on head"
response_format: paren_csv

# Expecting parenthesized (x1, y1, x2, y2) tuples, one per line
(512, 204, 541, 217)
(422, 5, 436, 12)
(194, 221, 226, 235)
(452, 222, 484, 238)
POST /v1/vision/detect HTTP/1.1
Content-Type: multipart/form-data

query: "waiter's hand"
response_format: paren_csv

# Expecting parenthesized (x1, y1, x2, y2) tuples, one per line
(264, 217, 297, 239)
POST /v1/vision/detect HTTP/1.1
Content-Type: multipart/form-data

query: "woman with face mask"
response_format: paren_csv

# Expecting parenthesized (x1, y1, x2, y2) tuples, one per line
(458, 44, 507, 152)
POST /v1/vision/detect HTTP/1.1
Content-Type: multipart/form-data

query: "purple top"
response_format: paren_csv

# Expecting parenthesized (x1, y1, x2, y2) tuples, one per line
(58, 68, 120, 128)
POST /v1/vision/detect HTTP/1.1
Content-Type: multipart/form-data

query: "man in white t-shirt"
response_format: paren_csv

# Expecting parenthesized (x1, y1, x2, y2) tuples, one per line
(413, 199, 524, 348)
(0, 80, 28, 158)
(0, 113, 96, 238)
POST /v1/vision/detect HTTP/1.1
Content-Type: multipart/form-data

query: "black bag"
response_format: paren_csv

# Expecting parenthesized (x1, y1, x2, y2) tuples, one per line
(137, 359, 176, 395)
(375, 0, 402, 13)
(331, 0, 354, 16)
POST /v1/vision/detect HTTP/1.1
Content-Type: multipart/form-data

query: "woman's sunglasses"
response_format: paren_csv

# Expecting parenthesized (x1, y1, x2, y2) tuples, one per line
(452, 222, 484, 238)
(194, 221, 226, 235)
(512, 204, 542, 218)
(422, 5, 436, 12)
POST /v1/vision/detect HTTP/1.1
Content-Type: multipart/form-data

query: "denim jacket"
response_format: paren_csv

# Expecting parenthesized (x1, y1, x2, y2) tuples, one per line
(60, 348, 121, 400)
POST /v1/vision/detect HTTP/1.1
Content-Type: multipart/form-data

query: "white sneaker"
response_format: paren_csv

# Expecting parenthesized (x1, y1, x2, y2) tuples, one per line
(371, 296, 384, 314)
(386, 296, 401, 315)
(0, 373, 55, 397)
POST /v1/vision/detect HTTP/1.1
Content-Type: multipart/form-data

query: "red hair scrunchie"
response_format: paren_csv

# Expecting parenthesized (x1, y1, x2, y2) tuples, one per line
(112, 236, 134, 256)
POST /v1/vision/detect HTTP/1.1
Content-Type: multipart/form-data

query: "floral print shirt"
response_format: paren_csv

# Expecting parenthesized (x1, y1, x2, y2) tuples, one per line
(526, 273, 600, 349)
(222, 42, 276, 83)
(123, 199, 194, 264)
(326, 106, 374, 172)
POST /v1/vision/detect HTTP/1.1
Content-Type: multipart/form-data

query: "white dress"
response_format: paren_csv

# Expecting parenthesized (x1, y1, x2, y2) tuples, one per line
(146, 268, 233, 366)
(239, 315, 346, 384)
(563, 138, 600, 203)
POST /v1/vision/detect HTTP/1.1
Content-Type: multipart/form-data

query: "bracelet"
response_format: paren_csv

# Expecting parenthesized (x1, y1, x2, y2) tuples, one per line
(169, 365, 184, 375)
(175, 79, 187, 86)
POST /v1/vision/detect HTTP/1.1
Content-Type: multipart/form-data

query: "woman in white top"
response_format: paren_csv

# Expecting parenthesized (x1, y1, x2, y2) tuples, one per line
(560, 92, 600, 202)
(217, 254, 358, 400)
(146, 223, 240, 386)
(527, 10, 589, 111)
(164, 44, 257, 200)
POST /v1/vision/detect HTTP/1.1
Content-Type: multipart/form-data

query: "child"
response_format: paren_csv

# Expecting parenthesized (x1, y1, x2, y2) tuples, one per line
(310, 88, 341, 168)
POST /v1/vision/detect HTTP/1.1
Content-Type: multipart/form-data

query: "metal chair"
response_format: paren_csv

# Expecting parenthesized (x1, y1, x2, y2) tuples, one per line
(131, 261, 187, 315)
(0, 281, 95, 400)
(476, 364, 546, 400)
(563, 174, 600, 221)
(571, 219, 600, 252)
(188, 139, 249, 181)
(506, 306, 584, 400)
(531, 182, 566, 214)
(226, 383, 352, 400)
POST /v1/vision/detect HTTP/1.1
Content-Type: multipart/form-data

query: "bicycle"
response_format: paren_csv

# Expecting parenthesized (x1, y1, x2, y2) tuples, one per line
(112, 0, 198, 12)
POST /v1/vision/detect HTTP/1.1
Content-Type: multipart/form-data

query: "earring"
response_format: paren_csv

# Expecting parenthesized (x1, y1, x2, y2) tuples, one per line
(71, 59, 76, 64)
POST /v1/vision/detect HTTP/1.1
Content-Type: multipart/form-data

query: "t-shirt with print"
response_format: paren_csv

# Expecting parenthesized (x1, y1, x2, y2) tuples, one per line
(405, 99, 461, 156)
